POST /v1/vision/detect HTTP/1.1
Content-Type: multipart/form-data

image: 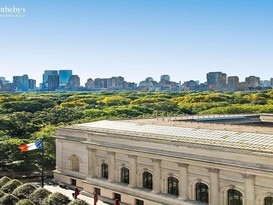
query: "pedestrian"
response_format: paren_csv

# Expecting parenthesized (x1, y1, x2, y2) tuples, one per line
(72, 187, 80, 199)
(94, 192, 98, 205)
(114, 199, 120, 205)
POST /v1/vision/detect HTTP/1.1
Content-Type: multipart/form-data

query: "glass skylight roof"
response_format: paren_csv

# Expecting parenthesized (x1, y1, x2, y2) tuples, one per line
(71, 120, 273, 153)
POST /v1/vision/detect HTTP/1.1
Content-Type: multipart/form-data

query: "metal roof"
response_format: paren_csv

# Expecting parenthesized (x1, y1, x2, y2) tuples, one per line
(69, 120, 273, 153)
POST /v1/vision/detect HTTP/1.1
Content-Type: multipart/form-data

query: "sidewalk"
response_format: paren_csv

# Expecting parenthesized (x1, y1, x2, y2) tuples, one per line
(44, 184, 110, 205)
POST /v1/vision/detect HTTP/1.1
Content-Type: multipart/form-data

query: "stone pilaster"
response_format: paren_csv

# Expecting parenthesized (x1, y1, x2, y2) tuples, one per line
(56, 140, 63, 171)
(177, 163, 189, 200)
(128, 155, 137, 187)
(108, 151, 116, 182)
(208, 168, 219, 205)
(152, 159, 161, 193)
(87, 148, 96, 178)
(242, 174, 255, 205)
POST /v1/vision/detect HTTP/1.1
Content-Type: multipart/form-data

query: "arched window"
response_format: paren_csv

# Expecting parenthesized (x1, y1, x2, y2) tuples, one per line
(265, 197, 273, 205)
(101, 163, 108, 179)
(196, 183, 209, 203)
(143, 172, 153, 189)
(228, 189, 242, 205)
(71, 155, 80, 172)
(121, 167, 129, 184)
(167, 177, 179, 196)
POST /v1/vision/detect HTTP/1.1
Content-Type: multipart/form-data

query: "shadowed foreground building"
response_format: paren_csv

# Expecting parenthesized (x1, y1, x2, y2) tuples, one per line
(54, 115, 273, 205)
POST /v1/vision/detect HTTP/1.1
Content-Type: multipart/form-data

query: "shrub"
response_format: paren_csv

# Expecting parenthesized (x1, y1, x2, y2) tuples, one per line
(29, 188, 51, 205)
(0, 176, 11, 188)
(68, 199, 89, 205)
(42, 192, 70, 205)
(12, 183, 37, 199)
(0, 194, 19, 205)
(16, 199, 35, 205)
(0, 179, 22, 194)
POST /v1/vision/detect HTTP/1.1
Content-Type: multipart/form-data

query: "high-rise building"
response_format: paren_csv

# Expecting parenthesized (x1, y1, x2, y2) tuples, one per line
(260, 80, 271, 87)
(85, 78, 94, 89)
(13, 76, 21, 90)
(227, 76, 239, 91)
(182, 80, 199, 91)
(0, 77, 8, 85)
(160, 75, 170, 82)
(48, 74, 59, 91)
(110, 76, 124, 89)
(270, 78, 273, 87)
(28, 79, 36, 91)
(21, 74, 29, 91)
(245, 76, 260, 87)
(68, 75, 80, 89)
(42, 70, 58, 89)
(206, 72, 227, 90)
(13, 74, 29, 91)
(59, 70, 72, 86)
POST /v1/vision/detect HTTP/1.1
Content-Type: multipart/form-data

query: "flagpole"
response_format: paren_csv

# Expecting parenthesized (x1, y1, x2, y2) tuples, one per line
(41, 138, 44, 188)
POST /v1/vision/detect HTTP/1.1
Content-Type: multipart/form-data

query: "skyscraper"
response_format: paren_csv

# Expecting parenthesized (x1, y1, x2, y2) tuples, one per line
(48, 75, 59, 91)
(68, 75, 80, 89)
(227, 76, 239, 91)
(21, 74, 29, 91)
(206, 72, 227, 90)
(28, 79, 36, 91)
(42, 70, 58, 89)
(245, 76, 260, 87)
(59, 70, 72, 87)
(13, 74, 29, 91)
(85, 78, 94, 89)
(160, 75, 170, 82)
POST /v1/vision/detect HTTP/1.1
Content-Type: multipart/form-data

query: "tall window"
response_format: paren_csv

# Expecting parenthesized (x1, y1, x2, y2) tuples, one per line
(143, 172, 153, 189)
(228, 189, 242, 205)
(167, 177, 179, 196)
(101, 163, 108, 179)
(71, 155, 80, 172)
(121, 167, 129, 184)
(265, 197, 273, 205)
(196, 183, 209, 203)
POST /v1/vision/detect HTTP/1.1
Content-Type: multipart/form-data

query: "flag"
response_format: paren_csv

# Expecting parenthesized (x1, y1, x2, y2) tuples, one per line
(18, 140, 42, 152)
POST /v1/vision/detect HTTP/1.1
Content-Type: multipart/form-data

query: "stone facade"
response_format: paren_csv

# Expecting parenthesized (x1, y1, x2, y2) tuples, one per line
(54, 119, 273, 205)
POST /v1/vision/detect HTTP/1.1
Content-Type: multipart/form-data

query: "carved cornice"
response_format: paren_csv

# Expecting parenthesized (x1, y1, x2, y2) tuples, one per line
(177, 163, 189, 168)
(87, 147, 97, 152)
(242, 173, 255, 179)
(107, 151, 115, 155)
(152, 159, 161, 163)
(207, 168, 220, 173)
(128, 155, 137, 159)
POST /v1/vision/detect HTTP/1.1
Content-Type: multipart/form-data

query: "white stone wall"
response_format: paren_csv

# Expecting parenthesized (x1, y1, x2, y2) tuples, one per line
(54, 125, 273, 205)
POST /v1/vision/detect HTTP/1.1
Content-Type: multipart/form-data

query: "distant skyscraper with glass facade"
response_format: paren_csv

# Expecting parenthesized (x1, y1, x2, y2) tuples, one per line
(59, 70, 72, 86)
(42, 70, 58, 90)
(13, 74, 29, 91)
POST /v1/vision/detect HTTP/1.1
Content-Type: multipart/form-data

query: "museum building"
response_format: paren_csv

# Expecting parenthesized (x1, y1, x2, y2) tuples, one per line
(54, 115, 273, 205)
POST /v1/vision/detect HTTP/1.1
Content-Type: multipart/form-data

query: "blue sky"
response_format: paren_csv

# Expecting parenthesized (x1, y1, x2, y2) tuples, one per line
(1, 0, 273, 85)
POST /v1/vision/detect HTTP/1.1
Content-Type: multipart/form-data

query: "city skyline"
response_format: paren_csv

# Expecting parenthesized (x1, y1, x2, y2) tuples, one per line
(1, 0, 273, 84)
(1, 69, 272, 92)
(2, 68, 273, 87)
